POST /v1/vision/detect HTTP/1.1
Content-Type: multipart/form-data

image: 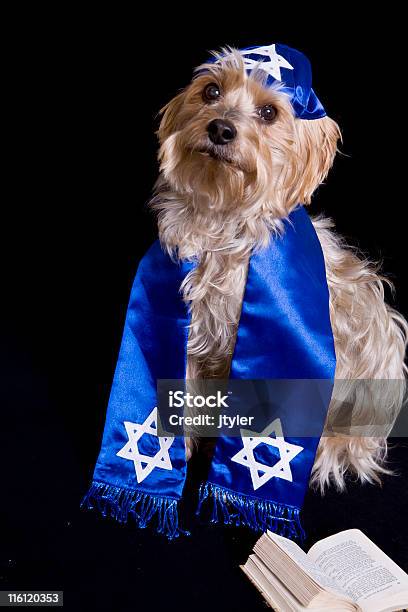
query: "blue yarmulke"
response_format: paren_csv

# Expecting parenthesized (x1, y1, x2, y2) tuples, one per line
(208, 43, 325, 120)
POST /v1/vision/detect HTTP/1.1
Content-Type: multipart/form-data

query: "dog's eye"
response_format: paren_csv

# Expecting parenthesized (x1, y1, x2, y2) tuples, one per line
(203, 83, 221, 102)
(258, 105, 277, 122)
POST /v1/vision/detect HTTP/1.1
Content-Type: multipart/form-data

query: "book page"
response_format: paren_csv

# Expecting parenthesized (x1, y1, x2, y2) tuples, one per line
(307, 530, 408, 609)
(266, 530, 350, 595)
(244, 555, 306, 612)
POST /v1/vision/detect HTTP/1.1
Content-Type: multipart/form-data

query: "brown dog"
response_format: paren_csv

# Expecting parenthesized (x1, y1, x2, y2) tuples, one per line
(149, 48, 407, 492)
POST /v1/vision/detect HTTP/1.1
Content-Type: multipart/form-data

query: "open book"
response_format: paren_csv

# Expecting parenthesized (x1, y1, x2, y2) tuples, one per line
(241, 529, 408, 611)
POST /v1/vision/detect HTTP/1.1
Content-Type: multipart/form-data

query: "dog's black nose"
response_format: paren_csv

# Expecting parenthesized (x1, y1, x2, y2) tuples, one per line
(207, 119, 237, 145)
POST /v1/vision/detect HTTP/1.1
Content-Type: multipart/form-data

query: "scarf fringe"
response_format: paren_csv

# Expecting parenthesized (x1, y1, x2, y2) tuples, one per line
(81, 481, 189, 540)
(196, 482, 305, 541)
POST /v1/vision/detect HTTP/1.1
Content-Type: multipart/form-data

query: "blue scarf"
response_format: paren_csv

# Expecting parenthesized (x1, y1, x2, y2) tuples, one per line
(82, 206, 336, 539)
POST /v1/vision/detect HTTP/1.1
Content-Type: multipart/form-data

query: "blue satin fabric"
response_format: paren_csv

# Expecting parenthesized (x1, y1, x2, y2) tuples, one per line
(264, 43, 325, 120)
(92, 241, 193, 499)
(90, 206, 335, 526)
(207, 207, 336, 508)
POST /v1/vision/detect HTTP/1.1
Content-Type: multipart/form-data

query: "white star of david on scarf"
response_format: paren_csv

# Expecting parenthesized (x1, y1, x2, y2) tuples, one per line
(117, 407, 174, 483)
(231, 418, 304, 491)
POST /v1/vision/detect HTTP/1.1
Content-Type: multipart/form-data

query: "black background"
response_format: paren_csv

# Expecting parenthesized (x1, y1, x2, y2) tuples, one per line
(2, 10, 408, 612)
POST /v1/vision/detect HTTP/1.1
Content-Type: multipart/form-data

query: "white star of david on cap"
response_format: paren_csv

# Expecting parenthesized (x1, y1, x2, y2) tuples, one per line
(240, 44, 294, 81)
(230, 418, 303, 491)
(116, 407, 174, 484)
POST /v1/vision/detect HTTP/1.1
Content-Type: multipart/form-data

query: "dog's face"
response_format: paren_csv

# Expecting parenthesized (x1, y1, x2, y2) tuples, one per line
(158, 51, 340, 217)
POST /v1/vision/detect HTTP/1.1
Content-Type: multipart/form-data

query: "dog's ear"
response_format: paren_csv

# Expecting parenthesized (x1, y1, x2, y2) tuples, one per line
(157, 91, 186, 144)
(291, 116, 341, 205)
